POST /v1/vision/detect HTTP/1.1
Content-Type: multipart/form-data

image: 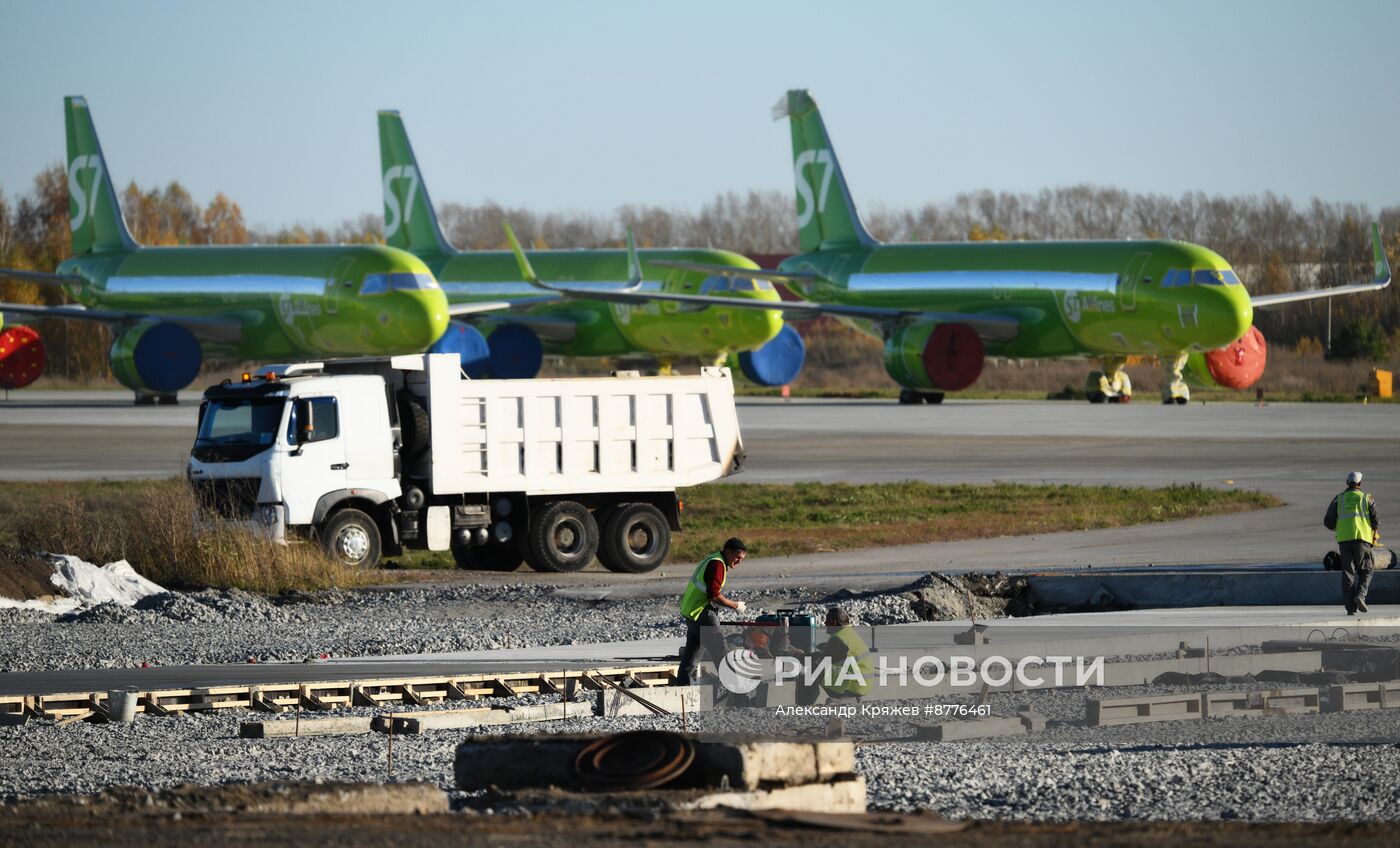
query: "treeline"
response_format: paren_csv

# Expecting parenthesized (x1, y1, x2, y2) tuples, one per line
(2, 164, 1397, 380)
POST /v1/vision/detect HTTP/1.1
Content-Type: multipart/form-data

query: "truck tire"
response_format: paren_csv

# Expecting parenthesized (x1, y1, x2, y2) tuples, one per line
(452, 539, 523, 572)
(321, 508, 382, 569)
(598, 503, 670, 574)
(397, 394, 430, 459)
(524, 500, 598, 573)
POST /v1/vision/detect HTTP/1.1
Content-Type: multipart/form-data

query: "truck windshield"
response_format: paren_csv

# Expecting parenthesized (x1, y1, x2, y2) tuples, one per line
(193, 397, 287, 462)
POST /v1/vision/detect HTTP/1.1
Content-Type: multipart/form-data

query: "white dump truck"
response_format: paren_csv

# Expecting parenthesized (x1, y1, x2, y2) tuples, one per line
(187, 354, 744, 572)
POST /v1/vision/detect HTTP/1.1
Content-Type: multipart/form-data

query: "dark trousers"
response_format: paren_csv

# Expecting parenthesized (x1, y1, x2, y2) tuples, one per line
(1339, 539, 1375, 612)
(677, 607, 726, 683)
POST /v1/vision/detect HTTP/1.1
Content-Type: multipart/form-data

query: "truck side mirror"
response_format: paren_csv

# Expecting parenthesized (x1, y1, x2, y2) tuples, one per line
(293, 398, 314, 445)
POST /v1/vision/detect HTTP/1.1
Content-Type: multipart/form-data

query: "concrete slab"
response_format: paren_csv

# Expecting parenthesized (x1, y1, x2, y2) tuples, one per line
(240, 716, 375, 738)
(914, 717, 1027, 741)
(596, 684, 712, 717)
(1087, 693, 1203, 726)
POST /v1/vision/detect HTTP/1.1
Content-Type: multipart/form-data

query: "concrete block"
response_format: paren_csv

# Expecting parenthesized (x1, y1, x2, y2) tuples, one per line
(455, 734, 854, 792)
(508, 702, 573, 723)
(1327, 683, 1386, 713)
(596, 684, 712, 718)
(914, 717, 1027, 741)
(1017, 710, 1048, 732)
(680, 775, 866, 813)
(240, 716, 375, 738)
(1086, 693, 1202, 726)
(379, 708, 513, 734)
(1202, 688, 1320, 719)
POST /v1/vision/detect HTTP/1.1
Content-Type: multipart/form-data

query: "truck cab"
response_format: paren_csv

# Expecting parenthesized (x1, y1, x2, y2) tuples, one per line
(187, 354, 745, 574)
(189, 363, 403, 567)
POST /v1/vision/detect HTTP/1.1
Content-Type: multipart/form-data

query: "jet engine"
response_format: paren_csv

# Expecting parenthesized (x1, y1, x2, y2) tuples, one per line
(109, 320, 202, 396)
(0, 325, 46, 389)
(737, 325, 806, 387)
(1185, 325, 1268, 390)
(486, 323, 543, 379)
(882, 321, 984, 392)
(429, 320, 491, 379)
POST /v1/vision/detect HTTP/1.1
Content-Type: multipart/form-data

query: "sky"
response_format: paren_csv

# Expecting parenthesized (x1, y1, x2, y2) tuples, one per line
(2, 0, 1397, 231)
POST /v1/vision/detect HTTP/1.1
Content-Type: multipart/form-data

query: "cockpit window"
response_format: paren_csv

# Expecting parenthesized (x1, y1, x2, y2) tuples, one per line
(1162, 269, 1188, 288)
(1192, 269, 1240, 286)
(360, 272, 439, 295)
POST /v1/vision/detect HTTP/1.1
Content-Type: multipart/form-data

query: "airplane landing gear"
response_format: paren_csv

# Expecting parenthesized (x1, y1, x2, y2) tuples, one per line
(1086, 358, 1132, 404)
(1162, 352, 1190, 404)
(898, 388, 945, 405)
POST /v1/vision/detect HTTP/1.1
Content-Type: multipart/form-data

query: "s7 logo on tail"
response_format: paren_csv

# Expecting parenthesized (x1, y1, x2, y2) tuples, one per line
(382, 164, 420, 238)
(794, 149, 834, 228)
(68, 155, 104, 232)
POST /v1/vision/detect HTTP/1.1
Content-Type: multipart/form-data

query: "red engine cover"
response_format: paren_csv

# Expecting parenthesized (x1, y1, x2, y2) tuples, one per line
(1205, 324, 1267, 389)
(921, 323, 984, 391)
(0, 325, 46, 390)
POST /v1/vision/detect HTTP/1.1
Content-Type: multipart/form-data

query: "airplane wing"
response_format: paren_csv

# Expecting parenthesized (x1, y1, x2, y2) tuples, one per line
(0, 301, 244, 344)
(1251, 223, 1391, 309)
(445, 296, 576, 342)
(501, 223, 1019, 343)
(646, 259, 818, 284)
(0, 268, 84, 287)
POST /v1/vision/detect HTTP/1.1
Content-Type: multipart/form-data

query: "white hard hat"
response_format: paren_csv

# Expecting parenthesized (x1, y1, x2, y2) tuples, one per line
(1347, 471, 1364, 486)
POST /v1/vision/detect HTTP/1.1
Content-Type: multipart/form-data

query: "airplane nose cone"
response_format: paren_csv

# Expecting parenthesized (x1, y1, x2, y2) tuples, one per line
(1198, 282, 1253, 348)
(408, 289, 450, 348)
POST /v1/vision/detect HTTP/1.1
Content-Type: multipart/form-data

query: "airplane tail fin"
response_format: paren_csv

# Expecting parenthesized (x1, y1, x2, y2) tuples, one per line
(774, 89, 876, 253)
(377, 110, 454, 257)
(64, 96, 138, 255)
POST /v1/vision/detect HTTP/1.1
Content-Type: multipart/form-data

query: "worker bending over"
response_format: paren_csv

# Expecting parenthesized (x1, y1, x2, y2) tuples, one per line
(798, 606, 874, 705)
(1325, 471, 1380, 615)
(676, 537, 747, 684)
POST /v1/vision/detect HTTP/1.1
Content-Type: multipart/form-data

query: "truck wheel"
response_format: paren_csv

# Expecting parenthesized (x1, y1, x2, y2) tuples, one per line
(452, 539, 522, 572)
(397, 394, 430, 459)
(321, 508, 382, 569)
(524, 500, 598, 573)
(598, 503, 670, 574)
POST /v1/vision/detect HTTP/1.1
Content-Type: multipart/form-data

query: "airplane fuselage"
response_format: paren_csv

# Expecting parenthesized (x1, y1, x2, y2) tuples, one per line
(57, 244, 450, 359)
(420, 247, 783, 359)
(780, 239, 1253, 360)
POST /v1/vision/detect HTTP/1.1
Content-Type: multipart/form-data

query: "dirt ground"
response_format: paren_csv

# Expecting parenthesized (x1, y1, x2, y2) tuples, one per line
(0, 551, 59, 602)
(0, 783, 1394, 847)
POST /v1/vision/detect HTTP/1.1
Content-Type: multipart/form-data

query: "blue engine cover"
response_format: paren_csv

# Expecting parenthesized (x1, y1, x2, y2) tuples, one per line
(487, 323, 543, 379)
(128, 322, 201, 394)
(738, 324, 805, 387)
(429, 321, 491, 379)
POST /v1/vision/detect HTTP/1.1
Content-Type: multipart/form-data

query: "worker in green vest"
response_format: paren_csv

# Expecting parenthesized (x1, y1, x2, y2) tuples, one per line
(676, 537, 748, 684)
(798, 606, 875, 704)
(1324, 471, 1380, 615)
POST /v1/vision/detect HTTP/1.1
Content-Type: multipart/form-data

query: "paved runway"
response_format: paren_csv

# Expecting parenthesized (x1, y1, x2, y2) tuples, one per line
(2, 392, 1395, 582)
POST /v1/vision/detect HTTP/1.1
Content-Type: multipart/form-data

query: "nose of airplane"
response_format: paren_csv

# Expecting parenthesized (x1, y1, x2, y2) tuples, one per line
(740, 305, 784, 347)
(405, 287, 450, 347)
(1196, 278, 1253, 348)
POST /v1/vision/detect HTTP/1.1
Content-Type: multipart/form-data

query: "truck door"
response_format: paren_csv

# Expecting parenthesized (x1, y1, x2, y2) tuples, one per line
(285, 395, 348, 515)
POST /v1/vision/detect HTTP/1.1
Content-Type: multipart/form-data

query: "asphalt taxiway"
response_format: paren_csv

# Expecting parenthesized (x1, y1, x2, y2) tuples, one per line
(2, 392, 1395, 582)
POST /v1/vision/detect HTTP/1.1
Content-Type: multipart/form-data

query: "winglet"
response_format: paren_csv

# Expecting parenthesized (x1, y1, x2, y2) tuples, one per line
(1371, 222, 1391, 287)
(624, 228, 642, 290)
(504, 223, 548, 290)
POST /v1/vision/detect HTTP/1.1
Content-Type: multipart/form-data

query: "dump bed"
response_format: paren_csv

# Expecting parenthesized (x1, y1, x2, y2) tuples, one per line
(409, 355, 744, 496)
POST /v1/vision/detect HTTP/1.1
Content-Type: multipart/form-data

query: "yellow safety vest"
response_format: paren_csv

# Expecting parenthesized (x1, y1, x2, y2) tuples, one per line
(824, 625, 874, 696)
(1335, 489, 1375, 543)
(680, 552, 725, 621)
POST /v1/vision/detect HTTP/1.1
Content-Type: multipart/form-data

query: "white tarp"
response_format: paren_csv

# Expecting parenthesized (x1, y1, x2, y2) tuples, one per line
(0, 554, 167, 614)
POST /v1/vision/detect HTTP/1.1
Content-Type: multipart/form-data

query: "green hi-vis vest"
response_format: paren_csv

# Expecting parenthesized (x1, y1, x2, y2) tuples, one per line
(1335, 489, 1375, 543)
(825, 625, 874, 696)
(680, 552, 726, 621)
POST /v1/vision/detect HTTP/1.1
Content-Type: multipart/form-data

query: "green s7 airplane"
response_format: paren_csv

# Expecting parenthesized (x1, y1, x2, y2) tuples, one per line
(530, 90, 1391, 404)
(0, 97, 451, 402)
(377, 111, 805, 384)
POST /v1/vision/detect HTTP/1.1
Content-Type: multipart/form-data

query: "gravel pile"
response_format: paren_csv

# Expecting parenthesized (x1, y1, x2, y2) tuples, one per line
(0, 571, 1028, 672)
